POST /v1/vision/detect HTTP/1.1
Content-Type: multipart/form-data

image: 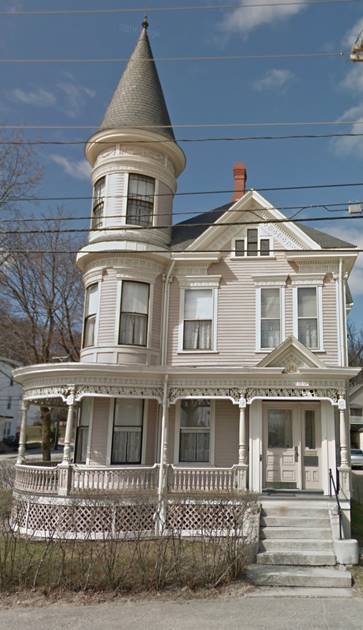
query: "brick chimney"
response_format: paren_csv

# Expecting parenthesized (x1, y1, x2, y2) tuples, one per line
(232, 162, 247, 201)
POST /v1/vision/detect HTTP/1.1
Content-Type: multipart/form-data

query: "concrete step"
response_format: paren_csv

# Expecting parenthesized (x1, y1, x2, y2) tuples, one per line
(260, 539, 334, 552)
(245, 586, 352, 598)
(261, 507, 330, 518)
(262, 516, 330, 528)
(261, 527, 332, 540)
(247, 565, 351, 588)
(257, 551, 336, 566)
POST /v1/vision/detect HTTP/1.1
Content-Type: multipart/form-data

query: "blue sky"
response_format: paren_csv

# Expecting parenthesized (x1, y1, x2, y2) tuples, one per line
(1, 1, 363, 325)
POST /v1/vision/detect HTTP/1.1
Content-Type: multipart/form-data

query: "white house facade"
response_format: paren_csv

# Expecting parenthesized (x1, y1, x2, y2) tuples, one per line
(11, 23, 360, 579)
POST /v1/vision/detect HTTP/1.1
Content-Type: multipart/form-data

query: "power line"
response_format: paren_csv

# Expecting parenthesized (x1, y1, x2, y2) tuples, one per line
(0, 1, 359, 16)
(3, 120, 363, 130)
(0, 51, 345, 63)
(0, 247, 360, 255)
(1, 213, 363, 236)
(3, 181, 363, 204)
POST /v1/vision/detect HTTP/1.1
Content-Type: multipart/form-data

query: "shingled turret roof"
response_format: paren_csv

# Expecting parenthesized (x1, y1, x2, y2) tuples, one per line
(99, 18, 175, 140)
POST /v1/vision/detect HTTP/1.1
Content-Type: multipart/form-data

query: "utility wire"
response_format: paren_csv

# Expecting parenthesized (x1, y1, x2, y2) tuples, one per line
(0, 0, 359, 16)
(0, 248, 360, 255)
(3, 120, 363, 130)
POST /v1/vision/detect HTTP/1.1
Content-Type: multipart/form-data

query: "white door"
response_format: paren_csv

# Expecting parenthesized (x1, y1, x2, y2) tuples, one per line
(263, 406, 301, 489)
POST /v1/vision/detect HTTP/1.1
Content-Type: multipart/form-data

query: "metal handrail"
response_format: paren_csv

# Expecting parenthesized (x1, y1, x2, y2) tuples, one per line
(329, 468, 343, 540)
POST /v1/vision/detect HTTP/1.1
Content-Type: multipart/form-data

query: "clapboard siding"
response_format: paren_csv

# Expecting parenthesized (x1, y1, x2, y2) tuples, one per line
(104, 172, 127, 225)
(320, 278, 339, 365)
(145, 399, 158, 465)
(151, 274, 163, 351)
(97, 269, 118, 346)
(214, 400, 239, 467)
(89, 398, 110, 465)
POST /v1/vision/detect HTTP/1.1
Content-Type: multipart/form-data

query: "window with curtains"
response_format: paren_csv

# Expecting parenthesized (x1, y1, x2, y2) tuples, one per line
(119, 281, 149, 346)
(234, 229, 271, 257)
(126, 173, 155, 227)
(83, 284, 99, 348)
(183, 289, 213, 351)
(260, 288, 281, 349)
(75, 398, 91, 464)
(111, 398, 143, 464)
(179, 400, 210, 463)
(92, 176, 105, 229)
(297, 287, 319, 349)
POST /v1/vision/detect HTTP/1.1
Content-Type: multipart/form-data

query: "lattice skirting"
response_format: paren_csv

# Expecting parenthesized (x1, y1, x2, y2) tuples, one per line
(11, 493, 258, 540)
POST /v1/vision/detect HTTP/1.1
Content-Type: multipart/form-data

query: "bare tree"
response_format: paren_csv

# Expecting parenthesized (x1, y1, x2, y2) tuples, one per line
(0, 133, 42, 212)
(0, 209, 84, 459)
(348, 323, 363, 368)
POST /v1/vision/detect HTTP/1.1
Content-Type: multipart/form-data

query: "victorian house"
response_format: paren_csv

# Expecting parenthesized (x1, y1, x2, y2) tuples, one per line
(12, 21, 360, 581)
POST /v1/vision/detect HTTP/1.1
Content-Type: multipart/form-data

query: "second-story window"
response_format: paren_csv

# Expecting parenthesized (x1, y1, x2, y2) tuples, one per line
(126, 174, 155, 227)
(297, 287, 319, 349)
(92, 176, 105, 229)
(260, 288, 281, 349)
(119, 281, 149, 346)
(83, 283, 99, 348)
(183, 289, 213, 351)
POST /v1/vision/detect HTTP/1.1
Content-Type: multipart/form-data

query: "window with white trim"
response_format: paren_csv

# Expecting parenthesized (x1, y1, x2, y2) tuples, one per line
(260, 288, 281, 349)
(234, 228, 271, 257)
(83, 283, 99, 348)
(75, 398, 91, 464)
(119, 281, 149, 346)
(179, 400, 210, 463)
(126, 173, 155, 227)
(111, 398, 143, 465)
(183, 289, 213, 351)
(92, 176, 105, 229)
(297, 287, 319, 349)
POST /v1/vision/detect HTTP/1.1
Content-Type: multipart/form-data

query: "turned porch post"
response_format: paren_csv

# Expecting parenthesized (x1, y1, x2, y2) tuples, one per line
(17, 400, 29, 464)
(62, 391, 76, 465)
(156, 376, 169, 532)
(237, 396, 248, 491)
(338, 396, 351, 498)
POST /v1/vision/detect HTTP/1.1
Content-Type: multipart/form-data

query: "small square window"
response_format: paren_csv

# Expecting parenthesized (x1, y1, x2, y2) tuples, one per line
(235, 239, 245, 256)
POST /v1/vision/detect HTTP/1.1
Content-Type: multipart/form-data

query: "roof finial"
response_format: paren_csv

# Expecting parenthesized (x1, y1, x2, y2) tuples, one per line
(142, 16, 149, 30)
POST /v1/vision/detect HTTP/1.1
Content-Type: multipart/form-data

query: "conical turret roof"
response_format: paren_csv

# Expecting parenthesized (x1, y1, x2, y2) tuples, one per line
(99, 19, 175, 140)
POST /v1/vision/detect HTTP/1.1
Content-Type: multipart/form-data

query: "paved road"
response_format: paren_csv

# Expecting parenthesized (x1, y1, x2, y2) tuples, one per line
(1, 597, 363, 630)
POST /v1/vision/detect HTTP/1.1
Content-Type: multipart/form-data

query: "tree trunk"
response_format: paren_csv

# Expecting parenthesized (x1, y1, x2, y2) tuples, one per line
(40, 406, 52, 462)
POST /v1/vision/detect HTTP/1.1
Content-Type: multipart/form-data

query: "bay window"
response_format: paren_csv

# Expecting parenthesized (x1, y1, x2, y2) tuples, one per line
(83, 283, 99, 348)
(75, 398, 91, 464)
(92, 176, 105, 229)
(260, 288, 281, 349)
(119, 281, 149, 346)
(297, 287, 319, 349)
(179, 400, 210, 463)
(126, 173, 155, 227)
(183, 289, 213, 351)
(111, 398, 143, 465)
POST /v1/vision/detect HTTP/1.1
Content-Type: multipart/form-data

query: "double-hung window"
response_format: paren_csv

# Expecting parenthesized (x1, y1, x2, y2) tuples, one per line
(179, 400, 210, 463)
(111, 398, 143, 464)
(297, 287, 319, 349)
(235, 229, 271, 257)
(75, 398, 91, 464)
(119, 281, 149, 346)
(126, 174, 155, 227)
(183, 289, 213, 351)
(83, 284, 99, 348)
(260, 288, 281, 349)
(92, 176, 105, 229)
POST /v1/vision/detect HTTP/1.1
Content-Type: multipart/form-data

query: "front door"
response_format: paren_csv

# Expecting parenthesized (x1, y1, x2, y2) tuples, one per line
(264, 407, 299, 489)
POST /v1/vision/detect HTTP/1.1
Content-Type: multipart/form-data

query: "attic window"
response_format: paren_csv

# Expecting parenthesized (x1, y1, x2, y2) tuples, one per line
(233, 230, 271, 257)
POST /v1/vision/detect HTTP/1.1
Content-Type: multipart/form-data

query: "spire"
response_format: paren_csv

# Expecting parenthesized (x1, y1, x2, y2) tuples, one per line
(99, 20, 175, 140)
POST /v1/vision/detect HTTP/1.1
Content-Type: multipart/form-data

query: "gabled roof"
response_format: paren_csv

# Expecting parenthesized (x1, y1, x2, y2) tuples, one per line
(99, 20, 175, 140)
(257, 336, 327, 370)
(171, 197, 356, 251)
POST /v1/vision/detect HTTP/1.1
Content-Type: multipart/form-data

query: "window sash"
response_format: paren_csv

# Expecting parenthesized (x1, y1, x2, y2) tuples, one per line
(111, 399, 144, 464)
(85, 284, 99, 316)
(183, 289, 214, 351)
(260, 288, 281, 349)
(126, 174, 155, 227)
(179, 431, 210, 463)
(247, 228, 258, 256)
(234, 234, 270, 257)
(183, 320, 212, 350)
(83, 314, 96, 347)
(297, 288, 319, 349)
(119, 282, 149, 346)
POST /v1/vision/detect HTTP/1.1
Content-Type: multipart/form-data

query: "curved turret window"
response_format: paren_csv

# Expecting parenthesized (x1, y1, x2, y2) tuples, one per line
(119, 280, 149, 346)
(92, 176, 105, 229)
(83, 283, 99, 347)
(126, 174, 155, 227)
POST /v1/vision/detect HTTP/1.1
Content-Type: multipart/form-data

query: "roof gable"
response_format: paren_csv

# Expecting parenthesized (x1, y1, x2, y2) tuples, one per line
(257, 336, 327, 371)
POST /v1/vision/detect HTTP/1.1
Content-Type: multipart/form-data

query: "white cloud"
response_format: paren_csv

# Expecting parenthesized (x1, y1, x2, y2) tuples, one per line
(323, 224, 363, 297)
(220, 0, 306, 38)
(341, 65, 363, 95)
(253, 68, 294, 91)
(8, 87, 56, 107)
(331, 103, 363, 158)
(57, 81, 96, 118)
(50, 155, 91, 181)
(342, 17, 363, 49)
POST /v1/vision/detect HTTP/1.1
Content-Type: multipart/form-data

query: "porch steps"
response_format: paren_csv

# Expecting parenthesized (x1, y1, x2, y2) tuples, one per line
(247, 501, 352, 593)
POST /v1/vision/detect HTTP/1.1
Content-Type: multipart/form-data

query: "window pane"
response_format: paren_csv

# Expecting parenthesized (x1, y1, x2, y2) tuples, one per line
(261, 288, 280, 318)
(184, 289, 213, 319)
(298, 319, 318, 348)
(260, 238, 270, 256)
(94, 177, 105, 203)
(268, 410, 293, 448)
(247, 229, 258, 256)
(86, 284, 98, 316)
(84, 315, 96, 347)
(179, 432, 210, 463)
(120, 312, 147, 345)
(180, 400, 210, 428)
(75, 426, 89, 464)
(92, 205, 103, 229)
(114, 398, 143, 427)
(128, 174, 154, 199)
(235, 239, 245, 256)
(122, 281, 149, 315)
(79, 398, 91, 427)
(298, 288, 317, 317)
(261, 319, 280, 348)
(183, 320, 211, 350)
(305, 410, 315, 449)
(126, 198, 153, 226)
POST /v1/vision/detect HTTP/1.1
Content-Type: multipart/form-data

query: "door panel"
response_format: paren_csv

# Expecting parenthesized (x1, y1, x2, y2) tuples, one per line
(303, 408, 321, 490)
(264, 408, 299, 489)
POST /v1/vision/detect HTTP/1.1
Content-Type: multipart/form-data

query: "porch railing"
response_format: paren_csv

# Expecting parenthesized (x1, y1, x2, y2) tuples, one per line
(71, 464, 160, 494)
(167, 465, 236, 494)
(14, 463, 59, 495)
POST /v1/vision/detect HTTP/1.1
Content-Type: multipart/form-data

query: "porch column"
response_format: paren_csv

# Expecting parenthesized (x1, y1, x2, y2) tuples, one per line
(16, 400, 29, 464)
(156, 376, 169, 533)
(236, 396, 248, 491)
(62, 393, 76, 465)
(338, 396, 351, 499)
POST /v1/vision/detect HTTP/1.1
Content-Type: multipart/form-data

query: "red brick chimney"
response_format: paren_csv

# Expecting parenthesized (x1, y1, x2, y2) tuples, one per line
(232, 162, 247, 202)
